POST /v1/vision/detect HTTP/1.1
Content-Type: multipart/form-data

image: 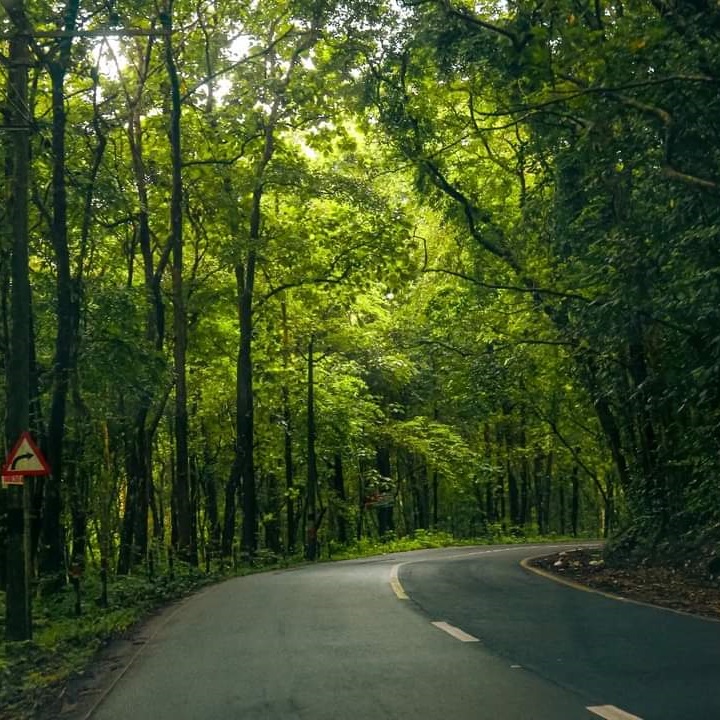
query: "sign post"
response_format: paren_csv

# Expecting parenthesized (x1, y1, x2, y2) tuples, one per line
(2, 432, 51, 641)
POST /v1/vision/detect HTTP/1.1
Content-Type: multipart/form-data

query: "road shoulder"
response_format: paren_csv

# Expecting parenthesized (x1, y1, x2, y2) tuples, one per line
(523, 548, 720, 622)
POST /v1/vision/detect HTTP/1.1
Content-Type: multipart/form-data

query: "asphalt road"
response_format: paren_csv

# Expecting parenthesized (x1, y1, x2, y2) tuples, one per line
(76, 544, 720, 720)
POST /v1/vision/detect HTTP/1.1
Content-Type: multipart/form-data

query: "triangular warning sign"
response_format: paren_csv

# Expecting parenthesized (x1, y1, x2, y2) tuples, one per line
(2, 432, 51, 477)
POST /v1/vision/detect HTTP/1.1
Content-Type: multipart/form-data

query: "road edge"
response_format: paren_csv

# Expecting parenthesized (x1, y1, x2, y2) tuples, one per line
(520, 554, 720, 624)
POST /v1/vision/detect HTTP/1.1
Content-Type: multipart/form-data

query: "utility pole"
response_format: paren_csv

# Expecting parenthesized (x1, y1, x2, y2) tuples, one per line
(4, 22, 33, 641)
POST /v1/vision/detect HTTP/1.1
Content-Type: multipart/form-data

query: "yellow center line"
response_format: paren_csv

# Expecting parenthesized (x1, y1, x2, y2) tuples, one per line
(389, 563, 408, 599)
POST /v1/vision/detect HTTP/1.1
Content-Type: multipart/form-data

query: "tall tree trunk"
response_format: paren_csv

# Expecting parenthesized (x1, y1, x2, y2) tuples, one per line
(543, 451, 553, 534)
(507, 459, 520, 526)
(533, 449, 545, 534)
(233, 126, 274, 559)
(237, 257, 256, 556)
(571, 463, 580, 537)
(332, 453, 348, 544)
(485, 481, 494, 523)
(221, 456, 240, 557)
(415, 459, 430, 530)
(520, 454, 530, 526)
(162, 6, 193, 564)
(199, 423, 220, 558)
(305, 336, 319, 560)
(603, 472, 614, 538)
(585, 357, 632, 496)
(505, 423, 520, 525)
(264, 472, 281, 553)
(281, 301, 295, 553)
(627, 318, 665, 531)
(117, 412, 144, 575)
(117, 37, 160, 573)
(40, 44, 79, 580)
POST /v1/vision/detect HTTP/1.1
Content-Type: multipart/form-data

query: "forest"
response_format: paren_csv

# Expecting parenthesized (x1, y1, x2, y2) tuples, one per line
(1, 0, 719, 643)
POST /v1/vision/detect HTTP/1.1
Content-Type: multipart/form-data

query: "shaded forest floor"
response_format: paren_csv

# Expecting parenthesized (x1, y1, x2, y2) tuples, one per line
(530, 547, 720, 621)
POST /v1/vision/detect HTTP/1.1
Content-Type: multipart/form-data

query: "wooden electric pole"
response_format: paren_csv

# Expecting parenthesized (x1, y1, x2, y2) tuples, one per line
(4, 23, 33, 641)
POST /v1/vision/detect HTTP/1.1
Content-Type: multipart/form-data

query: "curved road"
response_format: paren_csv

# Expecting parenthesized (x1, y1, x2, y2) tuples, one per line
(68, 544, 720, 720)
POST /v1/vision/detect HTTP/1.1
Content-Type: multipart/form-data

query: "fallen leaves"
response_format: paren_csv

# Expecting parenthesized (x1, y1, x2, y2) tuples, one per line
(531, 549, 720, 620)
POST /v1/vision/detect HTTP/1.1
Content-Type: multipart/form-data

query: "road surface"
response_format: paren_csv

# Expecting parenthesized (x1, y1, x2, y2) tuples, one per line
(68, 544, 720, 720)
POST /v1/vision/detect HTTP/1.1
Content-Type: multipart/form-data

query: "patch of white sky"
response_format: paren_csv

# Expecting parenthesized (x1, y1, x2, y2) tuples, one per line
(91, 36, 123, 82)
(88, 8, 368, 161)
(91, 25, 254, 106)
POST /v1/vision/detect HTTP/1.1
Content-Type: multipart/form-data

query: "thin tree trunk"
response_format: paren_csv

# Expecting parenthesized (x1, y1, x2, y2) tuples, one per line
(221, 456, 240, 557)
(332, 453, 348, 544)
(505, 423, 520, 525)
(534, 450, 545, 533)
(543, 451, 553, 534)
(571, 463, 580, 537)
(281, 301, 295, 553)
(305, 336, 319, 560)
(264, 472, 281, 553)
(117, 36, 162, 573)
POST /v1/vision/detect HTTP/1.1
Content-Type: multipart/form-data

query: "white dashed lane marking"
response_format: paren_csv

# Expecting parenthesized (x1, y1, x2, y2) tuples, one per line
(587, 705, 644, 720)
(431, 621, 480, 642)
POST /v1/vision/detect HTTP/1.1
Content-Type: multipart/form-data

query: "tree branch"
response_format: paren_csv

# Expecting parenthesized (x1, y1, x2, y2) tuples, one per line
(422, 267, 591, 302)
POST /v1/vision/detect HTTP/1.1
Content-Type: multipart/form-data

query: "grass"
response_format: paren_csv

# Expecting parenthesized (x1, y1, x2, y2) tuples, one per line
(0, 530, 591, 719)
(328, 527, 589, 559)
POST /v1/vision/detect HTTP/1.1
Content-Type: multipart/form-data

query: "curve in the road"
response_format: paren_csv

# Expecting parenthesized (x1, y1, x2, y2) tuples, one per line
(392, 544, 720, 720)
(62, 543, 720, 720)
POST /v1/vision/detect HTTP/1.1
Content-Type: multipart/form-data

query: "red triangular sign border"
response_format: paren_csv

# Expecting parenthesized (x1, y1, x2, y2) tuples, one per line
(2, 431, 51, 476)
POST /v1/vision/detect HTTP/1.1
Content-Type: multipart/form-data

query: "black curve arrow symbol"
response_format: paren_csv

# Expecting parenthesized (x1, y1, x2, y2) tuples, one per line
(11, 453, 33, 469)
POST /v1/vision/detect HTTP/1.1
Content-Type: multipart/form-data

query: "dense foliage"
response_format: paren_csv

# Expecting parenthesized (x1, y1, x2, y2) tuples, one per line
(1, 0, 718, 642)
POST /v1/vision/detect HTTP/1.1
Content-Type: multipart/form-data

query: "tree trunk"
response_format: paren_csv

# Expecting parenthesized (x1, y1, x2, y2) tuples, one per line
(603, 472, 614, 538)
(305, 337, 319, 560)
(117, 411, 145, 575)
(505, 423, 520, 525)
(162, 8, 193, 564)
(520, 454, 530, 526)
(332, 453, 348, 544)
(534, 450, 545, 534)
(543, 451, 553, 534)
(39, 63, 72, 579)
(571, 463, 580, 537)
(237, 258, 256, 557)
(220, 456, 241, 557)
(281, 301, 295, 553)
(264, 472, 281, 553)
(627, 318, 665, 530)
(198, 425, 220, 558)
(507, 459, 520, 526)
(485, 481, 494, 523)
